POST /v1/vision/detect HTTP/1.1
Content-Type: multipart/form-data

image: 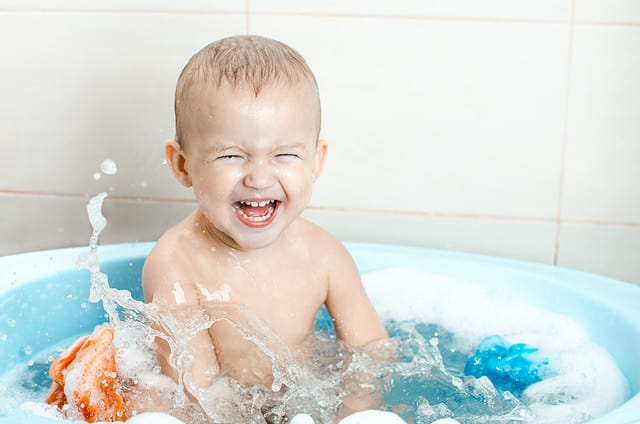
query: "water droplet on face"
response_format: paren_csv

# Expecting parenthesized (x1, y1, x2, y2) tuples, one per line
(100, 159, 118, 175)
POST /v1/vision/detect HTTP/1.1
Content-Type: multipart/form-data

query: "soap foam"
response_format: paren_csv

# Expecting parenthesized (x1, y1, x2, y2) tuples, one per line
(0, 267, 629, 424)
(363, 267, 629, 423)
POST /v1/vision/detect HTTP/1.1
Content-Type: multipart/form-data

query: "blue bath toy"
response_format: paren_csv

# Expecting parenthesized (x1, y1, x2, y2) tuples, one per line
(464, 335, 551, 394)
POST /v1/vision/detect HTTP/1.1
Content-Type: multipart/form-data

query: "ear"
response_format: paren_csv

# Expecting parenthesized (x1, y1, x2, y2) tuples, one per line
(312, 139, 328, 182)
(165, 139, 192, 187)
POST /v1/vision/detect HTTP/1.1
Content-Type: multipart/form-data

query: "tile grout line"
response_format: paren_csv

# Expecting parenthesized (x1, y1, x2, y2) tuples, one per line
(0, 8, 244, 16)
(305, 206, 640, 228)
(553, 0, 577, 266)
(1, 190, 638, 227)
(1, 7, 640, 28)
(242, 10, 569, 25)
(0, 8, 636, 28)
(0, 189, 197, 205)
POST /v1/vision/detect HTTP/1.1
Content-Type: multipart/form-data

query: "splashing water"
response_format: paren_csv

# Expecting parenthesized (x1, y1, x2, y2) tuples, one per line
(65, 193, 350, 422)
(100, 159, 118, 175)
(0, 193, 629, 423)
(64, 193, 530, 423)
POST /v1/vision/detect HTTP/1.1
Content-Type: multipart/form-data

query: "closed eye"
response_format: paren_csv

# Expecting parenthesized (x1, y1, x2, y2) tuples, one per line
(275, 153, 303, 162)
(217, 154, 245, 161)
(205, 154, 243, 164)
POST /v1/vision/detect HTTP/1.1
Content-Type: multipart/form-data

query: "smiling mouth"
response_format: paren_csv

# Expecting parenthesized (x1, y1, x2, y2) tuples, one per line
(233, 200, 280, 227)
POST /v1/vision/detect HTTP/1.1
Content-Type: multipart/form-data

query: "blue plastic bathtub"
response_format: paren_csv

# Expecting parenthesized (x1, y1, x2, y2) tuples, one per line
(0, 242, 639, 423)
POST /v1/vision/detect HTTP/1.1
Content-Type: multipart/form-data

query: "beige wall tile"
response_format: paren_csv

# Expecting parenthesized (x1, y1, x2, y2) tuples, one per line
(557, 222, 640, 285)
(575, 0, 640, 23)
(0, 0, 245, 12)
(0, 194, 195, 255)
(562, 25, 640, 223)
(252, 15, 569, 219)
(303, 208, 556, 264)
(100, 198, 196, 245)
(249, 0, 572, 21)
(0, 13, 244, 199)
(0, 195, 90, 254)
(1, 4, 637, 287)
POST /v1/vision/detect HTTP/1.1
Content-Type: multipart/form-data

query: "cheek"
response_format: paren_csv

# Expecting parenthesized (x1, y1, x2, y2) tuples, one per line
(277, 167, 315, 196)
(191, 169, 242, 204)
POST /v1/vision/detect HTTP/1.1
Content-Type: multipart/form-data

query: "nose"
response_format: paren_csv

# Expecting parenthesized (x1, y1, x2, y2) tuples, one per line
(243, 160, 275, 190)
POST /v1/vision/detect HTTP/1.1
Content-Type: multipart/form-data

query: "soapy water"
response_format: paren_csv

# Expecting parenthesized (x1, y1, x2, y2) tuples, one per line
(0, 191, 630, 423)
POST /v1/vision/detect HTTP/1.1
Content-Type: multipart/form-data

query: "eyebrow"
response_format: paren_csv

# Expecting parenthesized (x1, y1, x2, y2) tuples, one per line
(206, 140, 309, 156)
(213, 144, 242, 153)
(274, 142, 307, 150)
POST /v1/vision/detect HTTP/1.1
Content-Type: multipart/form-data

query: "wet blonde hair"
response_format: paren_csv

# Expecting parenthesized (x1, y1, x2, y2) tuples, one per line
(174, 35, 320, 146)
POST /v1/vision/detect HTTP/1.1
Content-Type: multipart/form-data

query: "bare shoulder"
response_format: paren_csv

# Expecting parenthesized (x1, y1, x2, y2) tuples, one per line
(295, 217, 359, 285)
(141, 217, 198, 305)
(296, 218, 353, 266)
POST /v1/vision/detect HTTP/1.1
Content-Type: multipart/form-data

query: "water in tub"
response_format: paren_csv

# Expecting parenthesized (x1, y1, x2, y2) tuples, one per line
(0, 188, 630, 423)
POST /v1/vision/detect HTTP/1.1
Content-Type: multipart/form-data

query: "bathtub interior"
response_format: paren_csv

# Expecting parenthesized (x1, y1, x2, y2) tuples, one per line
(1, 242, 639, 424)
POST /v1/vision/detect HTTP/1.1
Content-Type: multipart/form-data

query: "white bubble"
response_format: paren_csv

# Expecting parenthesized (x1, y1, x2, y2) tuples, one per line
(7, 319, 15, 327)
(100, 159, 118, 175)
(23, 345, 33, 356)
(0, 334, 7, 342)
(93, 172, 102, 180)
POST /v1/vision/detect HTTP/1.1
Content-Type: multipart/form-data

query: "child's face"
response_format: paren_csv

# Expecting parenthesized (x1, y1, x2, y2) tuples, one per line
(172, 80, 326, 250)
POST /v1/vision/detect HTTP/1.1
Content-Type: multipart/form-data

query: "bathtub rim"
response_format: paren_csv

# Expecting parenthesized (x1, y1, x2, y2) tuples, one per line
(0, 241, 639, 424)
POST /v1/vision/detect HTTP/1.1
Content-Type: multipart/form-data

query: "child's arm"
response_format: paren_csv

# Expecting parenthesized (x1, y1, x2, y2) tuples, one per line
(324, 241, 388, 352)
(141, 249, 220, 393)
(323, 240, 393, 417)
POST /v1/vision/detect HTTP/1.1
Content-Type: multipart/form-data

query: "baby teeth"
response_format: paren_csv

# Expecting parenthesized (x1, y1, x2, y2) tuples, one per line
(239, 200, 274, 207)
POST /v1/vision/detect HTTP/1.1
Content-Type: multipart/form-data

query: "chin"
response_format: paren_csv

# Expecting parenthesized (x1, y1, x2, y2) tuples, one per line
(232, 233, 281, 251)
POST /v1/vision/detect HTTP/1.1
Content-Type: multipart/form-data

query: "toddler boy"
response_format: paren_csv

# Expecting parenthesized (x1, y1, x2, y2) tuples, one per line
(141, 35, 388, 418)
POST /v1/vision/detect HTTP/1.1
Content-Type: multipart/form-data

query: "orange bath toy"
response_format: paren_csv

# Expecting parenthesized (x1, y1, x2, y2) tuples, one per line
(46, 325, 129, 422)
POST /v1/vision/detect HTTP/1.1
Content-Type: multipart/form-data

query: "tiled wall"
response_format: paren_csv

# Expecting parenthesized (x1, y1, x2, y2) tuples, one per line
(1, 1, 638, 284)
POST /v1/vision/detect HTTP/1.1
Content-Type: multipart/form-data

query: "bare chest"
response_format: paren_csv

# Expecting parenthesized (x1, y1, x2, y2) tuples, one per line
(190, 251, 327, 347)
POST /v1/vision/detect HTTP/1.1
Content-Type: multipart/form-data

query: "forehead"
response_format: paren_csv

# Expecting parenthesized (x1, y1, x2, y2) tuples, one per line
(191, 78, 319, 120)
(180, 79, 321, 148)
(189, 76, 318, 106)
